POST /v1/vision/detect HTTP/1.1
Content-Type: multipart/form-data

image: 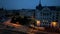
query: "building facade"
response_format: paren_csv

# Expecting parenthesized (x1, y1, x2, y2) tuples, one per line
(35, 7, 60, 27)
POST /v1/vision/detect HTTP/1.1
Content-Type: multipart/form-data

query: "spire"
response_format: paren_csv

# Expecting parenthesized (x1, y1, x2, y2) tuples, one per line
(36, 0, 42, 10)
(39, 0, 41, 6)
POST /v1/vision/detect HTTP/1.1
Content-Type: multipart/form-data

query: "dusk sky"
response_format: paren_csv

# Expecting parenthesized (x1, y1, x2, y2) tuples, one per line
(0, 0, 2, 8)
(0, 0, 60, 10)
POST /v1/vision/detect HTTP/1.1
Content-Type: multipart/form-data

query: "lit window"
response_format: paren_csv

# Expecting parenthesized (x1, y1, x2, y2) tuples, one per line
(43, 20, 48, 22)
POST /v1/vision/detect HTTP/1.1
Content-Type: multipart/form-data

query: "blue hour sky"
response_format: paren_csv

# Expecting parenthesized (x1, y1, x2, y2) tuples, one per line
(41, 0, 60, 6)
(0, 0, 60, 10)
(0, 0, 2, 8)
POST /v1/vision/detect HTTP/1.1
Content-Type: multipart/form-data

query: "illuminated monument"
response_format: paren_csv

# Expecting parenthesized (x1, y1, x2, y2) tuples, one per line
(35, 0, 60, 27)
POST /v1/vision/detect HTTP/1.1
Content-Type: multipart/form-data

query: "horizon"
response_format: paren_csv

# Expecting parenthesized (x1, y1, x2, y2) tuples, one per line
(0, 0, 60, 10)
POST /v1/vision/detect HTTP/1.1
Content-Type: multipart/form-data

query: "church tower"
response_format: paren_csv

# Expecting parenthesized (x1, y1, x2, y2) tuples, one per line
(36, 0, 42, 10)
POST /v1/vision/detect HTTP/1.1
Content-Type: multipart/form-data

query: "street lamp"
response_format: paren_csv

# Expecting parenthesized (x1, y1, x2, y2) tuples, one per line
(36, 20, 40, 27)
(51, 22, 58, 27)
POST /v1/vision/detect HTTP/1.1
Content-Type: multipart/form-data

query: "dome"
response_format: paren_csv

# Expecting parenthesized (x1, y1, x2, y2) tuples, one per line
(42, 7, 50, 11)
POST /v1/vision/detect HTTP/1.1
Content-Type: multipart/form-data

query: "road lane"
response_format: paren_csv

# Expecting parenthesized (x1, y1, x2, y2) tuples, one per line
(1, 19, 60, 34)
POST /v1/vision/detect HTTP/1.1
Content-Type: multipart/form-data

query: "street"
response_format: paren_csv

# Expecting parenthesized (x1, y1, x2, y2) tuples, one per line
(0, 19, 60, 34)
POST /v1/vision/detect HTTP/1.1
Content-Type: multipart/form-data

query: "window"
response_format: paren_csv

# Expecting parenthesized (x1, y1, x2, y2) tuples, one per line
(40, 12, 50, 16)
(42, 20, 48, 22)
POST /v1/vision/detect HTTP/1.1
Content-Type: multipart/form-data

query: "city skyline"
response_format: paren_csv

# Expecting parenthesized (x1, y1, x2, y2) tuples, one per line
(0, 0, 60, 10)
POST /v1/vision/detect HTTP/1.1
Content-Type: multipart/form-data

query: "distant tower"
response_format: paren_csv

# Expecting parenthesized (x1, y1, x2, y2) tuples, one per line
(36, 0, 42, 10)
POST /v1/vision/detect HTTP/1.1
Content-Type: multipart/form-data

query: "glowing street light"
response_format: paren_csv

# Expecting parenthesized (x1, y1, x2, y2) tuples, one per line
(51, 22, 58, 27)
(36, 20, 40, 26)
